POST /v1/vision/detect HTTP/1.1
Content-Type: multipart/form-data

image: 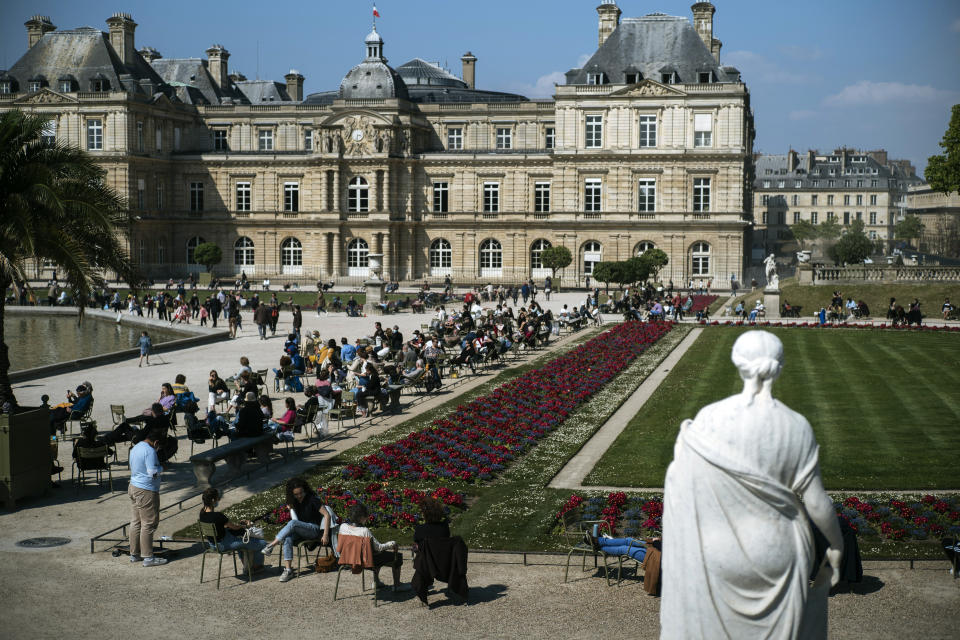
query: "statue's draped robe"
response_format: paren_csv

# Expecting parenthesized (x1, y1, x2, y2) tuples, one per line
(660, 396, 826, 639)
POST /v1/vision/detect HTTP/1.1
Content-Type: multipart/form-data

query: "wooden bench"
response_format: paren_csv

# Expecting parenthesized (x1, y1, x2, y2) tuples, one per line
(189, 434, 275, 489)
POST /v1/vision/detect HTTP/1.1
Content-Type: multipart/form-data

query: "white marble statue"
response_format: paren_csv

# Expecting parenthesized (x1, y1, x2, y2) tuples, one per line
(661, 331, 843, 640)
(764, 253, 780, 289)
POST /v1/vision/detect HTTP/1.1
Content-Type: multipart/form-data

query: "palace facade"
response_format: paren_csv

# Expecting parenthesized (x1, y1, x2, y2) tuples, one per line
(1, 1, 754, 287)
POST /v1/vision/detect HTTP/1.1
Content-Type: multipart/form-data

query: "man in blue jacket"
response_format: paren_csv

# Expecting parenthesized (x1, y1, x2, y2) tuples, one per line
(128, 427, 166, 566)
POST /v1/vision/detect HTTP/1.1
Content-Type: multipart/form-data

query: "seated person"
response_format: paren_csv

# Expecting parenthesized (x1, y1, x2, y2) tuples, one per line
(267, 397, 297, 441)
(172, 373, 190, 397)
(198, 487, 266, 574)
(49, 383, 94, 434)
(229, 370, 258, 410)
(942, 298, 954, 320)
(72, 423, 114, 467)
(263, 478, 339, 583)
(586, 531, 654, 564)
(338, 502, 406, 591)
(232, 392, 265, 438)
(403, 359, 426, 382)
(203, 408, 230, 439)
(207, 370, 230, 409)
(355, 363, 381, 418)
(157, 382, 177, 424)
(413, 496, 450, 549)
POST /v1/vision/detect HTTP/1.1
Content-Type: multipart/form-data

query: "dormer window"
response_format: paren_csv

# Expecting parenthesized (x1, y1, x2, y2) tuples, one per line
(586, 72, 608, 85)
(91, 77, 110, 92)
(698, 71, 714, 84)
(29, 82, 41, 93)
(661, 72, 677, 84)
(59, 80, 72, 93)
(0, 82, 10, 94)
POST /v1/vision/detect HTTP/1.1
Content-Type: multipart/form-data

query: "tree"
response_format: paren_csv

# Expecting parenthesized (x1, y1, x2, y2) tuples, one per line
(817, 217, 842, 240)
(193, 242, 223, 273)
(894, 215, 925, 248)
(638, 248, 669, 282)
(832, 220, 874, 265)
(0, 109, 137, 409)
(790, 220, 818, 249)
(539, 246, 572, 291)
(591, 262, 616, 291)
(926, 104, 960, 195)
(623, 257, 650, 286)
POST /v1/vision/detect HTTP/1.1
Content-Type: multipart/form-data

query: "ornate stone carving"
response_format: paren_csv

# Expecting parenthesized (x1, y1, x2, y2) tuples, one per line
(341, 115, 378, 156)
(611, 79, 686, 98)
(14, 89, 75, 104)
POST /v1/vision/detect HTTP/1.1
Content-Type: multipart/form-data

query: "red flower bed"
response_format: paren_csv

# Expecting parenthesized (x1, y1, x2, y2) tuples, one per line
(343, 321, 673, 483)
(689, 295, 717, 313)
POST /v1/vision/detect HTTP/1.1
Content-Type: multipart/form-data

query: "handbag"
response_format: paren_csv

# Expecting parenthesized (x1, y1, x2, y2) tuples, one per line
(314, 552, 337, 573)
(242, 526, 264, 543)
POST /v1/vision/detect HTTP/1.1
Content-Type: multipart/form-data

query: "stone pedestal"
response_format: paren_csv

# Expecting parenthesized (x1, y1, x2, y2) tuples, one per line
(363, 279, 386, 315)
(764, 288, 781, 319)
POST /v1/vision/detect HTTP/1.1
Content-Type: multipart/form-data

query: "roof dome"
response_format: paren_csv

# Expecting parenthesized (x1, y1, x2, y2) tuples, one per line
(365, 29, 383, 45)
(339, 26, 408, 100)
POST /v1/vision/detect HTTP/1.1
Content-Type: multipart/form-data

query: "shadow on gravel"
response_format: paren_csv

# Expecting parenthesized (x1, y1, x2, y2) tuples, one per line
(830, 575, 885, 596)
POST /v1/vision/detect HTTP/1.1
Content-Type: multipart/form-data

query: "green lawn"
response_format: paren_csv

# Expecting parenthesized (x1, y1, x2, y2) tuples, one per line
(584, 327, 960, 490)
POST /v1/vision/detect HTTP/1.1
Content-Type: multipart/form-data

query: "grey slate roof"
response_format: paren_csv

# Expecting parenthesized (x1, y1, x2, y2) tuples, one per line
(236, 80, 291, 103)
(150, 58, 248, 105)
(406, 86, 528, 104)
(339, 60, 409, 100)
(396, 59, 467, 89)
(565, 14, 734, 85)
(6, 27, 168, 97)
(753, 153, 923, 190)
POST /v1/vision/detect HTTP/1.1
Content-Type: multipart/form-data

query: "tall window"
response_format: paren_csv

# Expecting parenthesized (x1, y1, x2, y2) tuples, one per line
(138, 239, 145, 265)
(189, 182, 204, 212)
(447, 128, 463, 150)
(811, 212, 819, 224)
(173, 127, 181, 151)
(792, 195, 799, 206)
(304, 129, 313, 151)
(844, 195, 851, 205)
(495, 127, 512, 150)
(479, 239, 503, 275)
(186, 236, 206, 265)
(583, 241, 602, 276)
(843, 211, 850, 225)
(544, 127, 555, 149)
(793, 211, 801, 224)
(694, 113, 712, 147)
(41, 120, 57, 146)
(585, 178, 602, 213)
(636, 241, 656, 256)
(281, 237, 303, 273)
(137, 121, 144, 152)
(483, 182, 499, 213)
(638, 179, 656, 212)
(585, 115, 602, 148)
(347, 238, 369, 276)
(157, 239, 165, 264)
(236, 182, 251, 212)
(870, 194, 877, 205)
(433, 182, 449, 213)
(60, 79, 72, 93)
(530, 239, 552, 275)
(137, 179, 145, 209)
(639, 115, 657, 147)
(691, 242, 711, 276)
(811, 195, 818, 205)
(283, 182, 299, 212)
(827, 195, 834, 205)
(213, 130, 228, 151)
(348, 177, 369, 212)
(869, 212, 877, 225)
(155, 125, 162, 151)
(87, 119, 102, 151)
(234, 237, 255, 266)
(429, 238, 452, 276)
(856, 195, 863, 205)
(155, 178, 163, 209)
(534, 182, 551, 213)
(258, 129, 274, 151)
(693, 178, 711, 212)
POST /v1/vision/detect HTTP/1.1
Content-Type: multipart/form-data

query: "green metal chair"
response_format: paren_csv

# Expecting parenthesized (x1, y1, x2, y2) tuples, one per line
(332, 535, 395, 607)
(198, 520, 253, 590)
(71, 444, 113, 492)
(560, 511, 642, 586)
(329, 390, 358, 431)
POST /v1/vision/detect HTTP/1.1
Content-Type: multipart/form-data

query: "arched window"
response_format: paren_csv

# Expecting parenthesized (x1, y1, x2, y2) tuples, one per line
(280, 237, 302, 274)
(583, 241, 602, 276)
(479, 239, 502, 276)
(635, 241, 656, 256)
(234, 237, 255, 267)
(348, 177, 369, 212)
(186, 236, 206, 265)
(429, 238, 452, 276)
(691, 242, 711, 276)
(347, 238, 369, 276)
(530, 238, 552, 277)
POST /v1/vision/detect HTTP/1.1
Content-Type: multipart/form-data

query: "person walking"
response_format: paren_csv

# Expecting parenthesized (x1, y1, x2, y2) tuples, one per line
(138, 331, 152, 367)
(291, 304, 303, 340)
(128, 427, 166, 566)
(254, 300, 270, 340)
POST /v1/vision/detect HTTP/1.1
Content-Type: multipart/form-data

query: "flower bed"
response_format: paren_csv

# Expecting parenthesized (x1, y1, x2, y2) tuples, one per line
(263, 483, 467, 531)
(343, 321, 674, 483)
(689, 295, 717, 313)
(556, 492, 960, 544)
(702, 319, 960, 332)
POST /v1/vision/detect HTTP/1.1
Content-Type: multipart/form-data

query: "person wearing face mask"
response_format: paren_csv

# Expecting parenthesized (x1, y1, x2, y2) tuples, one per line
(198, 487, 266, 573)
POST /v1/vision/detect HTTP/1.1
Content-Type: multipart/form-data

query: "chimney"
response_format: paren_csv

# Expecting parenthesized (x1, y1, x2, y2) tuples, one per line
(25, 15, 55, 49)
(105, 12, 137, 65)
(867, 149, 888, 166)
(691, 3, 718, 61)
(285, 69, 304, 102)
(461, 52, 477, 90)
(138, 46, 161, 64)
(840, 148, 849, 171)
(597, 1, 621, 48)
(787, 149, 799, 173)
(206, 45, 230, 90)
(807, 149, 816, 170)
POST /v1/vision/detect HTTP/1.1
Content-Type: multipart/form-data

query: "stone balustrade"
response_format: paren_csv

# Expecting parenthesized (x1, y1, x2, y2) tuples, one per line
(806, 265, 960, 284)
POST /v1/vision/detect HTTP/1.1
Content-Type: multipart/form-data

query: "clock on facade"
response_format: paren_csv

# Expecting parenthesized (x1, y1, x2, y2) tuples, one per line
(351, 129, 364, 142)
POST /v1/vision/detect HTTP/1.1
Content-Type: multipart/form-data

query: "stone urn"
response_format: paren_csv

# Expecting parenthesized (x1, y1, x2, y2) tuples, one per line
(367, 253, 383, 282)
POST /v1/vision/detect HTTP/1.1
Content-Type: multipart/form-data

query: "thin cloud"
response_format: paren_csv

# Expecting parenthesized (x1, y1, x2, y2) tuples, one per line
(724, 50, 819, 84)
(779, 45, 824, 60)
(823, 81, 954, 106)
(508, 71, 565, 98)
(789, 110, 818, 120)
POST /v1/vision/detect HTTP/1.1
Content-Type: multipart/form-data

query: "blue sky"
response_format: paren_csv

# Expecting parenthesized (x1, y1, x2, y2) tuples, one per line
(3, 0, 958, 173)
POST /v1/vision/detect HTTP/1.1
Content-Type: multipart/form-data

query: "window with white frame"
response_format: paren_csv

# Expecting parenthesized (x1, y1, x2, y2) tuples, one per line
(186, 236, 206, 264)
(544, 127, 555, 149)
(281, 237, 302, 273)
(582, 241, 602, 276)
(433, 181, 449, 213)
(136, 121, 144, 151)
(137, 179, 145, 209)
(827, 195, 834, 205)
(0, 82, 11, 94)
(283, 182, 299, 212)
(694, 113, 712, 147)
(792, 195, 799, 206)
(585, 178, 602, 213)
(638, 178, 656, 212)
(778, 180, 786, 189)
(236, 181, 251, 212)
(60, 80, 72, 93)
(156, 178, 164, 209)
(28, 81, 41, 92)
(347, 238, 369, 276)
(258, 129, 273, 151)
(693, 177, 711, 212)
(587, 72, 608, 85)
(636, 241, 656, 256)
(691, 242, 711, 275)
(869, 212, 877, 225)
(869, 230, 878, 239)
(479, 239, 503, 275)
(762, 212, 768, 224)
(870, 194, 877, 205)
(447, 127, 463, 150)
(793, 212, 800, 224)
(190, 182, 204, 212)
(530, 238, 552, 276)
(87, 118, 102, 151)
(844, 195, 851, 205)
(495, 127, 512, 150)
(41, 120, 56, 146)
(585, 115, 602, 149)
(213, 130, 228, 151)
(234, 237, 255, 266)
(348, 177, 369, 212)
(811, 212, 819, 224)
(856, 211, 863, 221)
(811, 195, 818, 205)
(483, 182, 499, 213)
(429, 238, 452, 275)
(638, 115, 657, 148)
(534, 182, 551, 213)
(304, 129, 313, 151)
(762, 195, 770, 205)
(855, 195, 863, 205)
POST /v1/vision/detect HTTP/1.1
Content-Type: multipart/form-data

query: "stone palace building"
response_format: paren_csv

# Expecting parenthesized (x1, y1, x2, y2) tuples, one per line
(0, 1, 754, 287)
